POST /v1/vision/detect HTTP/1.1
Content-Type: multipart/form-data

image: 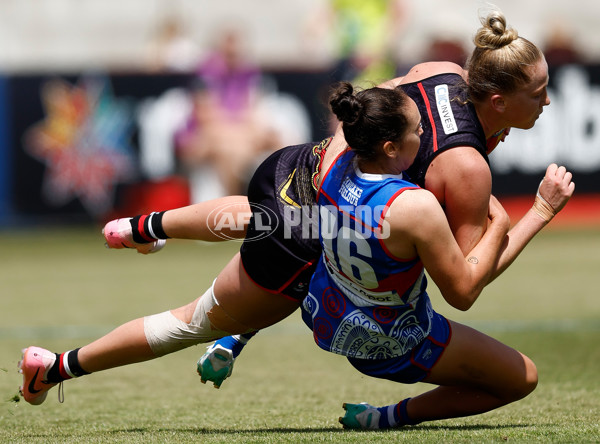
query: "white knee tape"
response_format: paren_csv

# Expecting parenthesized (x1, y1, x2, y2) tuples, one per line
(143, 283, 230, 356)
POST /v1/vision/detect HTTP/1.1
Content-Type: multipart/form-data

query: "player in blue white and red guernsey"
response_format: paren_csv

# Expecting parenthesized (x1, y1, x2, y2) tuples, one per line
(303, 149, 434, 366)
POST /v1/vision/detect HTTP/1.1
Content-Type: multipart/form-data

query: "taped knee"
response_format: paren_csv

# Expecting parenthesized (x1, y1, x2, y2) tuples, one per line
(143, 284, 255, 356)
(143, 285, 224, 356)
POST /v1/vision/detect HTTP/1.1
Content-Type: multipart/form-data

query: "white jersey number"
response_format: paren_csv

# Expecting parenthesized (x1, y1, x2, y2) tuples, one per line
(321, 206, 378, 289)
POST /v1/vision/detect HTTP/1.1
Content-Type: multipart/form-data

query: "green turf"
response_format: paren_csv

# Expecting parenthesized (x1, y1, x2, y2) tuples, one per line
(1, 227, 599, 443)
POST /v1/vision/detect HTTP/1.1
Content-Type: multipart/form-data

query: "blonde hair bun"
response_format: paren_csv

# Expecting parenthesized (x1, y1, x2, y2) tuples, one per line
(474, 11, 519, 49)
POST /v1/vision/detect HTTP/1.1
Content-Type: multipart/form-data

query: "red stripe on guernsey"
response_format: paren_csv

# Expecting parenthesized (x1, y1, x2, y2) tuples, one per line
(316, 146, 352, 200)
(58, 354, 71, 380)
(137, 215, 154, 243)
(378, 187, 420, 262)
(375, 262, 423, 295)
(320, 189, 383, 236)
(417, 82, 438, 152)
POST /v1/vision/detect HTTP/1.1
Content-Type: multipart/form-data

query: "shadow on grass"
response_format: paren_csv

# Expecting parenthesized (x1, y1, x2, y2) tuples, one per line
(100, 423, 534, 435)
(17, 422, 538, 439)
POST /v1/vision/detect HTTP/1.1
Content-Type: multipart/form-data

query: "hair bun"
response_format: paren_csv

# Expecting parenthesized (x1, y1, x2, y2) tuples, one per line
(474, 11, 518, 49)
(330, 82, 363, 125)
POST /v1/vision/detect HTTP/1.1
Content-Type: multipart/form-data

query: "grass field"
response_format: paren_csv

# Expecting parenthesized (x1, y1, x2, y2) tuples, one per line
(1, 226, 599, 443)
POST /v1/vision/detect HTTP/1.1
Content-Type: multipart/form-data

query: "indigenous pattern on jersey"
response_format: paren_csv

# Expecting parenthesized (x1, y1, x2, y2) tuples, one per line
(302, 150, 434, 359)
(401, 73, 501, 186)
(240, 138, 331, 301)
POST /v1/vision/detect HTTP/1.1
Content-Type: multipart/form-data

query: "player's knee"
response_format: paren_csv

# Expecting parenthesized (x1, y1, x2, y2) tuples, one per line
(506, 355, 538, 402)
(520, 355, 538, 398)
(143, 282, 255, 356)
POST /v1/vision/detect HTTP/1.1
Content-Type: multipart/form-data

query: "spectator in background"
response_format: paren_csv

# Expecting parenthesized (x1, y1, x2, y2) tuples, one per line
(146, 16, 199, 73)
(304, 0, 409, 135)
(543, 22, 583, 67)
(308, 0, 415, 135)
(196, 29, 262, 119)
(176, 28, 282, 202)
(304, 0, 409, 85)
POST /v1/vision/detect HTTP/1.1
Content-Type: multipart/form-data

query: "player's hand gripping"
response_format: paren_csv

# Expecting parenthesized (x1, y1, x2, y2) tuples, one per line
(533, 164, 575, 222)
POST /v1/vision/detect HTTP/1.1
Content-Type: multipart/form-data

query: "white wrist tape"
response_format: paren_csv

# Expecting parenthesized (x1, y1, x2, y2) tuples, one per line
(533, 180, 556, 222)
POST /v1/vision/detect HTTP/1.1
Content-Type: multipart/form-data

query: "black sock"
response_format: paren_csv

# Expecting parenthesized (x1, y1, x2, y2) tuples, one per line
(46, 348, 90, 383)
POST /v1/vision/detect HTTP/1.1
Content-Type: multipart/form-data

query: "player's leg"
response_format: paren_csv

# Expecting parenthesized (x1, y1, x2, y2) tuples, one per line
(340, 319, 537, 429)
(19, 302, 215, 405)
(81, 253, 297, 378)
(196, 247, 311, 388)
(19, 252, 298, 405)
(54, 255, 263, 376)
(103, 217, 167, 254)
(197, 141, 322, 388)
(407, 320, 538, 421)
(206, 252, 301, 330)
(161, 196, 251, 240)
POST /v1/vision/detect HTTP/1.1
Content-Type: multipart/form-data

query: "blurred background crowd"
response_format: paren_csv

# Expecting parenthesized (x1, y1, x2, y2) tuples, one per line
(0, 0, 598, 226)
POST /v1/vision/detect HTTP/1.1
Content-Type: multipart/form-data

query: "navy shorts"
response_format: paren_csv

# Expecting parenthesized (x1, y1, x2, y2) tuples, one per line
(240, 139, 330, 301)
(347, 312, 452, 383)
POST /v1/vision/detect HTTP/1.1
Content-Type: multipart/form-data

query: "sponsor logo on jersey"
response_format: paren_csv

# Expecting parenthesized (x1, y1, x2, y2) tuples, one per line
(434, 84, 458, 134)
(339, 178, 363, 205)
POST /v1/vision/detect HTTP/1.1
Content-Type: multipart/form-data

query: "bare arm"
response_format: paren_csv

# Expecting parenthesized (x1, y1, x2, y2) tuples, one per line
(425, 147, 492, 255)
(162, 195, 251, 241)
(489, 164, 574, 282)
(385, 189, 509, 311)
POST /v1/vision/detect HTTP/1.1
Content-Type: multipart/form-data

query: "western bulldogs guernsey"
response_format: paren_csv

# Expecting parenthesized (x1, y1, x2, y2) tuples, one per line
(302, 150, 435, 360)
(401, 73, 504, 187)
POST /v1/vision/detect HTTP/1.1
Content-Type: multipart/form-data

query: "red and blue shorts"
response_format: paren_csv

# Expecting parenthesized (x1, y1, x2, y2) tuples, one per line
(347, 311, 451, 383)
